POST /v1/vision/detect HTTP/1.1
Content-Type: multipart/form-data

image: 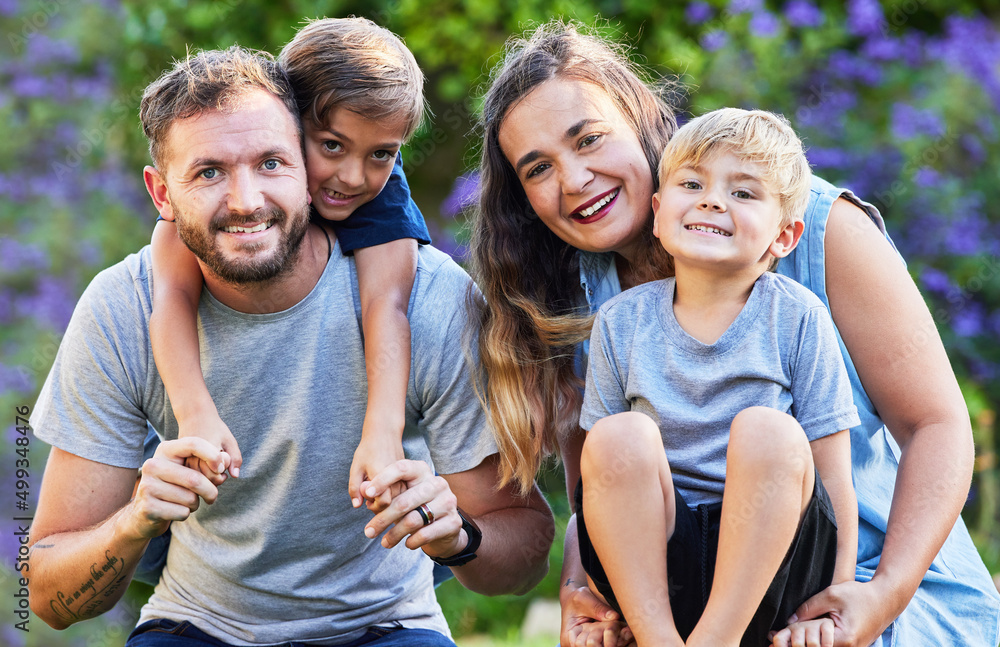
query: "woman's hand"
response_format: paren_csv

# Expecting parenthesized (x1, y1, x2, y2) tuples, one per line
(561, 582, 633, 647)
(788, 579, 896, 647)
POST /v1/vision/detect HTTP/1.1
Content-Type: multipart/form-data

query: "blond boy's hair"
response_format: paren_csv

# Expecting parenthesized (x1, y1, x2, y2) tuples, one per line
(657, 108, 811, 226)
(279, 17, 426, 141)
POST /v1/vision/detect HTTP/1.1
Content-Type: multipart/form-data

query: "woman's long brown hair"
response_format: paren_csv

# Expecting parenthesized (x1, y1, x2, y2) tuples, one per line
(468, 21, 677, 494)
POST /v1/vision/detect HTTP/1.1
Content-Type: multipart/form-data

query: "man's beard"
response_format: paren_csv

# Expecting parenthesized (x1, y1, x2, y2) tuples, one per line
(174, 202, 311, 285)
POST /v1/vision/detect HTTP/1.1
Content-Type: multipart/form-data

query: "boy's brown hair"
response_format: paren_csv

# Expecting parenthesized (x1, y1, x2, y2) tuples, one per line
(140, 45, 299, 169)
(279, 17, 426, 141)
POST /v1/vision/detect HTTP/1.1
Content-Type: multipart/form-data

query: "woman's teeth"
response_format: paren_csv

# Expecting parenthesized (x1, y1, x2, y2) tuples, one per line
(576, 189, 619, 218)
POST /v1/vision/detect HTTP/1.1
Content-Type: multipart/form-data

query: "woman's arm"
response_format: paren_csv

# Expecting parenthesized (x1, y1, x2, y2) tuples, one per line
(794, 198, 974, 644)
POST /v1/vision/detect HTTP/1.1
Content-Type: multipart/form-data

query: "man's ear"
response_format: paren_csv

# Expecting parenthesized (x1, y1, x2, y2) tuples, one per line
(769, 219, 805, 259)
(651, 192, 661, 239)
(143, 166, 174, 221)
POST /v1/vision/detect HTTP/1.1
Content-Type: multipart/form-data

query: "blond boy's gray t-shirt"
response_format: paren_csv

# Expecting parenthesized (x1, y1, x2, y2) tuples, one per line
(581, 272, 860, 507)
(31, 241, 496, 645)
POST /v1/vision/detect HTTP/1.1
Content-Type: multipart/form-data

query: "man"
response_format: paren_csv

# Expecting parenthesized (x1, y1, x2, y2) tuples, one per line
(27, 46, 553, 646)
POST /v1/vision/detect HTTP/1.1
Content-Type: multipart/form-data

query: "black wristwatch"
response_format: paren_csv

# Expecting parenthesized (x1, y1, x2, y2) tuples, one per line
(430, 508, 482, 567)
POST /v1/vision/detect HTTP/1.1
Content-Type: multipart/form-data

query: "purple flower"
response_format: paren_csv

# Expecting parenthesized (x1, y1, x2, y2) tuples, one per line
(728, 0, 762, 14)
(968, 359, 998, 382)
(861, 36, 905, 62)
(899, 33, 925, 67)
(426, 222, 468, 261)
(805, 147, 852, 170)
(0, 363, 32, 394)
(0, 290, 13, 325)
(685, 1, 713, 25)
(701, 30, 729, 52)
(953, 302, 986, 338)
(441, 172, 480, 218)
(79, 241, 102, 267)
(749, 11, 781, 38)
(784, 0, 824, 28)
(962, 135, 986, 164)
(919, 267, 952, 296)
(827, 50, 882, 86)
(796, 88, 857, 130)
(944, 208, 988, 257)
(890, 103, 946, 140)
(10, 74, 48, 98)
(913, 167, 941, 188)
(847, 0, 885, 37)
(0, 238, 50, 273)
(25, 34, 81, 66)
(928, 15, 1000, 109)
(15, 276, 77, 332)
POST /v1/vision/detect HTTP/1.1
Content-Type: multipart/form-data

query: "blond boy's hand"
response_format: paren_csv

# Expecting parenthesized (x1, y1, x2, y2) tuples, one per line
(177, 413, 242, 485)
(770, 617, 835, 647)
(349, 424, 405, 510)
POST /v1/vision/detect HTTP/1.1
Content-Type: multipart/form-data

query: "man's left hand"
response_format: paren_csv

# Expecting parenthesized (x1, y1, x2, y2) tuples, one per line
(363, 459, 467, 560)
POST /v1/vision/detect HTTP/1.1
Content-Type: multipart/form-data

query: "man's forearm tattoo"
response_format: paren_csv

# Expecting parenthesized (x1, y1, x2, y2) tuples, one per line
(49, 551, 127, 623)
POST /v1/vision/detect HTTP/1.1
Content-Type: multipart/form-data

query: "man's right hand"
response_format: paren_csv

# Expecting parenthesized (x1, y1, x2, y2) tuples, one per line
(125, 437, 224, 540)
(561, 583, 634, 647)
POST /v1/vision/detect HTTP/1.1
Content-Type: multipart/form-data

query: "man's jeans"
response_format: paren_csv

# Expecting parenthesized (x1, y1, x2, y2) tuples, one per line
(127, 619, 458, 647)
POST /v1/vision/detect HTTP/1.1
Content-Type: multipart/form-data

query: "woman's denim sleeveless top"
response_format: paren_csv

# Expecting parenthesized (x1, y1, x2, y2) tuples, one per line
(577, 175, 1000, 645)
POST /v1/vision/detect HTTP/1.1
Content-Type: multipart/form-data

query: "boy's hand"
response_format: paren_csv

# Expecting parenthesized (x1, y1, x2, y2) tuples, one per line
(349, 427, 405, 509)
(770, 617, 835, 647)
(177, 413, 243, 485)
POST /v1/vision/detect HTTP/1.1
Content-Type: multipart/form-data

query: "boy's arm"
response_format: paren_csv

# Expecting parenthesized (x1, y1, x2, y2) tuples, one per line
(809, 430, 858, 584)
(350, 238, 417, 507)
(150, 221, 237, 477)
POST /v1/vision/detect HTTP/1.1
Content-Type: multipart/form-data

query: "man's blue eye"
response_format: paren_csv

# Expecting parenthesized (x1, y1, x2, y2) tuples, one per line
(264, 159, 279, 170)
(201, 168, 217, 179)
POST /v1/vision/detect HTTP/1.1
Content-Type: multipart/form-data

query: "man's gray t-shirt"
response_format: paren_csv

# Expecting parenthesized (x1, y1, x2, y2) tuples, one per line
(581, 272, 860, 507)
(31, 239, 496, 645)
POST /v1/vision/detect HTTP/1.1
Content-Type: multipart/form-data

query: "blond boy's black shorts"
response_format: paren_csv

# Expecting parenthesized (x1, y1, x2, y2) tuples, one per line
(575, 470, 838, 646)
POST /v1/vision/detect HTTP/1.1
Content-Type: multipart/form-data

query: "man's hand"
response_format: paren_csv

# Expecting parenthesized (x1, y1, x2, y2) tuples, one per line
(125, 437, 224, 541)
(362, 459, 467, 560)
(561, 582, 633, 647)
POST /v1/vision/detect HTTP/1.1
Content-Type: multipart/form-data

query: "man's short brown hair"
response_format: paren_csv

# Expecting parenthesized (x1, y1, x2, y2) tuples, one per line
(279, 17, 426, 141)
(140, 45, 301, 169)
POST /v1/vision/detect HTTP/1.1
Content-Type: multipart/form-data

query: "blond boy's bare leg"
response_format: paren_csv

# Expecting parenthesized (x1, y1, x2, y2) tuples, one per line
(580, 412, 685, 647)
(686, 407, 815, 647)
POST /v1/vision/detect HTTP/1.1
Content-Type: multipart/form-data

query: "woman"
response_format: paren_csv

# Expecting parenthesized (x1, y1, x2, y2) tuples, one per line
(468, 21, 1000, 647)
